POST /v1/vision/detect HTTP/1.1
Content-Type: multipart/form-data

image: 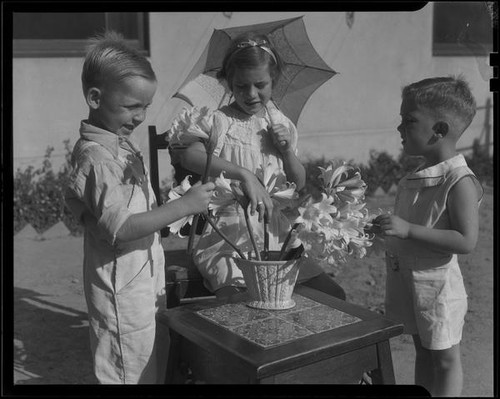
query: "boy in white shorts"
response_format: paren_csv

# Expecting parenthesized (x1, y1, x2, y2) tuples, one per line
(371, 76, 483, 396)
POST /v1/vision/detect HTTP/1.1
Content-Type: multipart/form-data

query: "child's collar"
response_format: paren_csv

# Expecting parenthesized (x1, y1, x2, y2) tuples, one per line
(401, 154, 467, 188)
(80, 120, 141, 158)
(227, 102, 267, 119)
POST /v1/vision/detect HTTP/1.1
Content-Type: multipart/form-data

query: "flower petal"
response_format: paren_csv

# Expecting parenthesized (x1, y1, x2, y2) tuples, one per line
(167, 215, 193, 237)
(168, 106, 215, 150)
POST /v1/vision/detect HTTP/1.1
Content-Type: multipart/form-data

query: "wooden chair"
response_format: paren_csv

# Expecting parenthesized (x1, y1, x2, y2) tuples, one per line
(148, 125, 214, 308)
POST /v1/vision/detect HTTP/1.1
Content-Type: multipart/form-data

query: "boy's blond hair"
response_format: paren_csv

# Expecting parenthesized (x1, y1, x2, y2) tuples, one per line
(81, 30, 156, 94)
(402, 76, 477, 136)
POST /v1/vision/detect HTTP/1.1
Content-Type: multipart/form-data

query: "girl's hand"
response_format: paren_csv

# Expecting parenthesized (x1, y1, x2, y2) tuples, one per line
(240, 172, 273, 222)
(373, 214, 410, 239)
(269, 124, 293, 154)
(182, 181, 215, 215)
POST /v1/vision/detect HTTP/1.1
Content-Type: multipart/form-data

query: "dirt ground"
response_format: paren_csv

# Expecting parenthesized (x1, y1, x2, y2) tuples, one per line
(12, 189, 494, 395)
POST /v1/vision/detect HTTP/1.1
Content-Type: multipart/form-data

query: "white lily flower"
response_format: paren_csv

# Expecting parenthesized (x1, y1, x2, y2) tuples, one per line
(255, 163, 299, 211)
(286, 161, 376, 266)
(295, 194, 336, 228)
(319, 162, 349, 187)
(210, 172, 238, 213)
(169, 106, 215, 151)
(163, 152, 376, 264)
(319, 162, 367, 204)
(166, 176, 195, 237)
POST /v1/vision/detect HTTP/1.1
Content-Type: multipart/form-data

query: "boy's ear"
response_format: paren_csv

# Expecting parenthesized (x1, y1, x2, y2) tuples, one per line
(86, 87, 102, 110)
(432, 121, 449, 138)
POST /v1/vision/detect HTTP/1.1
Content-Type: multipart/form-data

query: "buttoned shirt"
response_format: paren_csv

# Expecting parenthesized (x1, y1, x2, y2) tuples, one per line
(65, 121, 164, 293)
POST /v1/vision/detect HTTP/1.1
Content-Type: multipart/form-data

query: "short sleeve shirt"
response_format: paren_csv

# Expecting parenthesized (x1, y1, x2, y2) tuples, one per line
(65, 121, 164, 293)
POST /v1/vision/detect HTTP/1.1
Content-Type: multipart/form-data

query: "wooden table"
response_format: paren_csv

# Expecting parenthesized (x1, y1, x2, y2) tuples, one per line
(158, 285, 403, 384)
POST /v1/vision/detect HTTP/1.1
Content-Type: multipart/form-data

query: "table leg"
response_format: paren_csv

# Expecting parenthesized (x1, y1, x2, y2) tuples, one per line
(165, 330, 188, 383)
(370, 340, 396, 384)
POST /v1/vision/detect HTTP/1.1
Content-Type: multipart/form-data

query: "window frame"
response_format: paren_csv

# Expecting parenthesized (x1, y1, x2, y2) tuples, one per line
(13, 12, 149, 58)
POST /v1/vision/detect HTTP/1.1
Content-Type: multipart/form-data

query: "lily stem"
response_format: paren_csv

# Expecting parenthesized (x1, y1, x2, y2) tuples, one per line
(244, 206, 261, 261)
(279, 223, 301, 260)
(263, 214, 269, 260)
(187, 152, 212, 254)
(205, 213, 246, 259)
(187, 214, 199, 255)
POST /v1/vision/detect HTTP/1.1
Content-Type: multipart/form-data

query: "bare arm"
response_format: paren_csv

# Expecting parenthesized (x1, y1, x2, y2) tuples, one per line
(374, 177, 479, 254)
(280, 148, 306, 190)
(179, 141, 251, 183)
(268, 124, 306, 190)
(175, 142, 273, 221)
(115, 181, 214, 242)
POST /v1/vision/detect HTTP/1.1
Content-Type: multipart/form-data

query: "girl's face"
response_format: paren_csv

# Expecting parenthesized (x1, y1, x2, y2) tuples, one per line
(397, 98, 437, 157)
(89, 76, 157, 137)
(230, 64, 273, 116)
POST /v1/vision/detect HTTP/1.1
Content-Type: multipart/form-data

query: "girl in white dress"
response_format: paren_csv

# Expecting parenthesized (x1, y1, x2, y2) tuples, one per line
(170, 32, 345, 301)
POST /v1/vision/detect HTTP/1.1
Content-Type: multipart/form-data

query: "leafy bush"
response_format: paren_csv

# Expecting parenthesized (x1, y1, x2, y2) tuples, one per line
(464, 139, 493, 186)
(302, 156, 329, 199)
(13, 140, 83, 236)
(356, 150, 422, 196)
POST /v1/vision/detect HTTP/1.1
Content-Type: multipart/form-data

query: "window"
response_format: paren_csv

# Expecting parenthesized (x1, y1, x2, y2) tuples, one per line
(13, 12, 148, 57)
(433, 2, 494, 56)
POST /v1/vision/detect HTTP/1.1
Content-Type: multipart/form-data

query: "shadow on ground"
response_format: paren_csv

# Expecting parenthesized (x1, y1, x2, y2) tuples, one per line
(14, 287, 96, 384)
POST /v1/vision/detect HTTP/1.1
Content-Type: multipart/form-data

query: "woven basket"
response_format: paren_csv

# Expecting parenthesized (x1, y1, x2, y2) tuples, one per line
(234, 251, 302, 310)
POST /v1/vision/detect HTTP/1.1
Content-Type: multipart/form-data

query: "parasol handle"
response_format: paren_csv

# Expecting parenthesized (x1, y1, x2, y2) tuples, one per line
(265, 104, 287, 147)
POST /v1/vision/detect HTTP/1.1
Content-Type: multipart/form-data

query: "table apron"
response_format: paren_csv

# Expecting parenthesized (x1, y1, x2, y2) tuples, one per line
(265, 344, 379, 384)
(180, 338, 392, 384)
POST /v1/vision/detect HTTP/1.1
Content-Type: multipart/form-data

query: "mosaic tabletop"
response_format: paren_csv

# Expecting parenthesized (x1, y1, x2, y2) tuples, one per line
(195, 294, 362, 348)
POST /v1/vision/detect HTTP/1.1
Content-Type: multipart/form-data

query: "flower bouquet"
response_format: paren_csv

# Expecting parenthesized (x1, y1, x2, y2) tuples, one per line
(166, 106, 375, 309)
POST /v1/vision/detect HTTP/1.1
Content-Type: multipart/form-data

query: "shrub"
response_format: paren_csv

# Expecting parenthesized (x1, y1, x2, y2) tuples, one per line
(302, 156, 329, 199)
(356, 150, 423, 196)
(13, 140, 83, 236)
(357, 151, 401, 195)
(464, 139, 493, 186)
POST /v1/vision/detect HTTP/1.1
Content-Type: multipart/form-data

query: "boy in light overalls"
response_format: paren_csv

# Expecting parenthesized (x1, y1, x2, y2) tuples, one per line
(65, 31, 214, 384)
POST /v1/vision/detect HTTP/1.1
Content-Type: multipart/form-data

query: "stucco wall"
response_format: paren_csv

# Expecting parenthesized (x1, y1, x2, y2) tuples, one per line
(13, 57, 85, 170)
(12, 8, 493, 189)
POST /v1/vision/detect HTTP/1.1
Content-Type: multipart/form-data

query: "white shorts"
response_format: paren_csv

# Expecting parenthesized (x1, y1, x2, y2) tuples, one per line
(385, 257, 468, 350)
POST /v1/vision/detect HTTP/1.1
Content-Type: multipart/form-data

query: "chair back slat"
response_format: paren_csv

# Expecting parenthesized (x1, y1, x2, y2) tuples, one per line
(148, 125, 170, 237)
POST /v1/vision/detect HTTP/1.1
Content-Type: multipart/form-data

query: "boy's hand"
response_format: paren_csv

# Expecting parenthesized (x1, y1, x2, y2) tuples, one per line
(183, 181, 215, 215)
(269, 124, 292, 153)
(364, 220, 382, 236)
(373, 214, 410, 239)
